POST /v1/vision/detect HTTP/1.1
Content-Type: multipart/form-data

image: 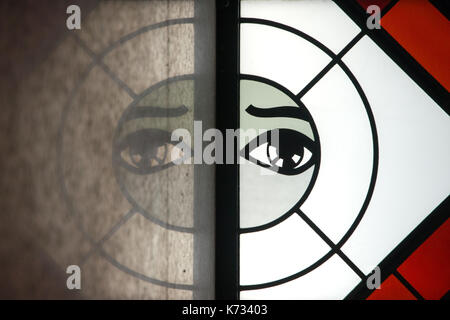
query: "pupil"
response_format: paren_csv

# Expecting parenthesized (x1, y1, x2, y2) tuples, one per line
(272, 130, 305, 169)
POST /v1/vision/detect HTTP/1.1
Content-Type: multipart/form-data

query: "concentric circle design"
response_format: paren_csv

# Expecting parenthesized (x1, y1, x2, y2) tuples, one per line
(239, 18, 378, 290)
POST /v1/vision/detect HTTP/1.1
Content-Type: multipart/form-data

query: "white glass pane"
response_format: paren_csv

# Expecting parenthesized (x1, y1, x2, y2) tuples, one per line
(341, 36, 450, 273)
(240, 214, 330, 286)
(241, 0, 360, 53)
(239, 0, 449, 300)
(240, 23, 331, 94)
(300, 65, 374, 243)
(240, 255, 361, 300)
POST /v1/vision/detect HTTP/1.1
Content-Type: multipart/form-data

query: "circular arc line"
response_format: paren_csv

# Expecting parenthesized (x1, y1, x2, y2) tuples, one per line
(239, 73, 321, 234)
(112, 74, 196, 234)
(98, 248, 194, 291)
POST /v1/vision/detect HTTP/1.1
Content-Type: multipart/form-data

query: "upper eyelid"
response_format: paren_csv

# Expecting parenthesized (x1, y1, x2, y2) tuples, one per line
(245, 104, 309, 121)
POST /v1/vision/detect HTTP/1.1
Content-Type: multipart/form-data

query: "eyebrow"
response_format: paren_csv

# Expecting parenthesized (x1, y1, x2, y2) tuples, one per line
(125, 105, 188, 120)
(245, 104, 309, 121)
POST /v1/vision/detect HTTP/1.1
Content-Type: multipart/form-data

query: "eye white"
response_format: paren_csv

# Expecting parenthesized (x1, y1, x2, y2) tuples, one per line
(275, 158, 284, 167)
(249, 142, 272, 165)
(268, 145, 278, 160)
(294, 147, 312, 169)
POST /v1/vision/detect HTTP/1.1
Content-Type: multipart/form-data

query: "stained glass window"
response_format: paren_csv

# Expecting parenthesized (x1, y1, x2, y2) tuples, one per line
(234, 0, 450, 300)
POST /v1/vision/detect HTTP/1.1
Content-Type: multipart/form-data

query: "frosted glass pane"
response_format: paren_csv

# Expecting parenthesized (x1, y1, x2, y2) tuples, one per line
(0, 0, 216, 299)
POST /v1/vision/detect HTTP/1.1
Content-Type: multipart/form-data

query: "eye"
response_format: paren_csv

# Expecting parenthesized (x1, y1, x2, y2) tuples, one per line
(242, 128, 317, 175)
(114, 128, 189, 175)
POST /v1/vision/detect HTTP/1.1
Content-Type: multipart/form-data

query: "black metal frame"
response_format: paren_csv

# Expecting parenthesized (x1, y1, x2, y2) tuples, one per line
(215, 0, 240, 300)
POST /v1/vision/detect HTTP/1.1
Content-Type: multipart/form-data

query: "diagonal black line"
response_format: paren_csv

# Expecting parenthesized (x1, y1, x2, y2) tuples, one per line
(297, 211, 366, 280)
(97, 61, 138, 99)
(297, 211, 335, 249)
(333, 0, 449, 115)
(80, 208, 136, 265)
(71, 33, 138, 99)
(296, 61, 336, 99)
(353, 0, 399, 17)
(381, 0, 400, 17)
(440, 290, 450, 300)
(296, 31, 364, 99)
(393, 270, 425, 300)
(345, 196, 449, 300)
(429, 0, 450, 20)
(337, 250, 366, 280)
